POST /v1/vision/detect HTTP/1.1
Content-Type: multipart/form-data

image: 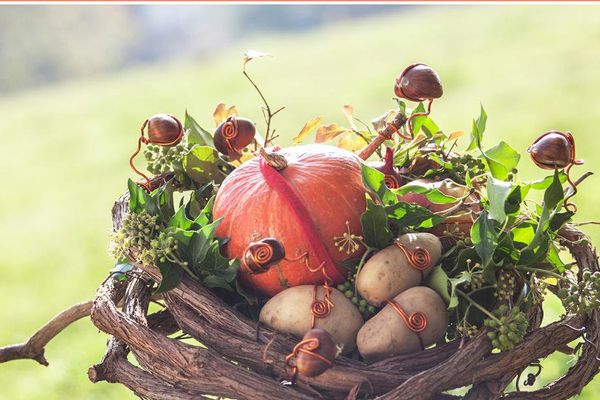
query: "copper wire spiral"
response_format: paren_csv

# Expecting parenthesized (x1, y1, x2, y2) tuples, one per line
(221, 119, 238, 152)
(386, 299, 427, 350)
(406, 98, 434, 140)
(394, 241, 431, 281)
(241, 243, 274, 274)
(384, 175, 401, 189)
(285, 337, 332, 383)
(310, 283, 334, 329)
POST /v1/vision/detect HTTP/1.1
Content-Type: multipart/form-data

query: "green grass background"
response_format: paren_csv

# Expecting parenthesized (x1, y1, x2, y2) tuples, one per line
(1, 5, 599, 399)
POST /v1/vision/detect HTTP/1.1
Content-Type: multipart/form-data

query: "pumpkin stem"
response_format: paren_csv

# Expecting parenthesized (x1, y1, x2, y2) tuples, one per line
(259, 148, 288, 170)
(358, 112, 408, 160)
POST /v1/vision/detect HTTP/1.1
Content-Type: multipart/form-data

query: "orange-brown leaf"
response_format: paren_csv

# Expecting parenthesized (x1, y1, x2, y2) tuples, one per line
(448, 130, 465, 141)
(315, 124, 350, 143)
(292, 117, 322, 144)
(212, 103, 238, 126)
(371, 110, 396, 132)
(337, 132, 366, 152)
(342, 104, 357, 130)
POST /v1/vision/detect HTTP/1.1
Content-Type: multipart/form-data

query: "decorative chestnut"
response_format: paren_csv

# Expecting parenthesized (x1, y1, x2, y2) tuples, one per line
(214, 116, 256, 159)
(394, 64, 443, 102)
(241, 237, 285, 274)
(369, 147, 403, 189)
(145, 114, 183, 146)
(290, 328, 338, 378)
(528, 131, 575, 170)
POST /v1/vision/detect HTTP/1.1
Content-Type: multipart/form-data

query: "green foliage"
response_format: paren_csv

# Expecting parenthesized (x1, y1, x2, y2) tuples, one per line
(484, 304, 529, 352)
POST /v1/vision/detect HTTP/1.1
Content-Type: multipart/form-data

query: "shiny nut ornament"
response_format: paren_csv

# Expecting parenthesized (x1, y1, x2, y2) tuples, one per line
(394, 63, 443, 102)
(241, 238, 285, 274)
(285, 328, 338, 380)
(528, 131, 576, 170)
(214, 116, 256, 159)
(144, 114, 184, 146)
(129, 114, 184, 191)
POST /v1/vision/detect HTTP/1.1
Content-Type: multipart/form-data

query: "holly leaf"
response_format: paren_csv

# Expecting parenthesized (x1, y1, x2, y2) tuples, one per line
(212, 103, 238, 126)
(183, 146, 218, 184)
(487, 177, 513, 223)
(315, 124, 350, 143)
(185, 110, 213, 147)
(360, 200, 393, 249)
(292, 116, 321, 144)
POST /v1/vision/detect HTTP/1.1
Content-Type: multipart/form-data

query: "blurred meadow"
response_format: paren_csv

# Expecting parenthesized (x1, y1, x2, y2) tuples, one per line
(1, 4, 600, 399)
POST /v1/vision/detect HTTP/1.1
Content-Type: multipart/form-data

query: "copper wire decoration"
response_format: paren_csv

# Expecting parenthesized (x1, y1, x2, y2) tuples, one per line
(394, 240, 431, 279)
(310, 282, 334, 329)
(386, 299, 427, 350)
(242, 243, 273, 274)
(384, 175, 401, 189)
(406, 98, 433, 140)
(221, 118, 239, 153)
(129, 115, 183, 191)
(284, 337, 332, 383)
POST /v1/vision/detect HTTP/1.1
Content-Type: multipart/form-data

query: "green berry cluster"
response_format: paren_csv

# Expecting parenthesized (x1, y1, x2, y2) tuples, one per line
(484, 305, 528, 352)
(466, 272, 485, 291)
(144, 135, 192, 175)
(337, 281, 377, 319)
(557, 270, 600, 315)
(528, 274, 547, 305)
(111, 210, 161, 261)
(111, 211, 187, 268)
(494, 271, 516, 301)
(456, 323, 479, 338)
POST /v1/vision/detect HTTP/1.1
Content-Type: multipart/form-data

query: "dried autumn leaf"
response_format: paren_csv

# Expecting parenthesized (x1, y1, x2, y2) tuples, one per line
(371, 110, 396, 132)
(342, 104, 357, 131)
(292, 117, 322, 144)
(243, 50, 271, 66)
(337, 132, 367, 152)
(448, 130, 465, 141)
(230, 152, 256, 167)
(212, 103, 238, 126)
(315, 124, 350, 143)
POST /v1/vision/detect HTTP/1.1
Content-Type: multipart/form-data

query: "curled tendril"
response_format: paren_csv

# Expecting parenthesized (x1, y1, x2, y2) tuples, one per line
(384, 175, 401, 189)
(405, 98, 433, 140)
(310, 283, 334, 329)
(394, 241, 431, 271)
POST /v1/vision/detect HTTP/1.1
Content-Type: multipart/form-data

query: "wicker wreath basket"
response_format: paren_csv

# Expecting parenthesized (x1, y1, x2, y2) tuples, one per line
(77, 189, 598, 400)
(2, 61, 599, 400)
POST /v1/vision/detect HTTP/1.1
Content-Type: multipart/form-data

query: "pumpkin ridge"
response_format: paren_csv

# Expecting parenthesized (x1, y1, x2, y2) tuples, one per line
(258, 158, 345, 283)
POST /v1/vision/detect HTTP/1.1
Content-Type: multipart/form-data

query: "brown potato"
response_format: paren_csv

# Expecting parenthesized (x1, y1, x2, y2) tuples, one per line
(356, 233, 442, 306)
(259, 285, 363, 354)
(357, 286, 448, 362)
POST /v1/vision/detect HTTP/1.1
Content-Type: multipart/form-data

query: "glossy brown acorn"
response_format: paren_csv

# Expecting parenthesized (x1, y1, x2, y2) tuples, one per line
(528, 131, 575, 170)
(294, 329, 338, 378)
(369, 147, 403, 189)
(214, 116, 256, 159)
(241, 238, 285, 274)
(145, 114, 183, 146)
(394, 64, 443, 102)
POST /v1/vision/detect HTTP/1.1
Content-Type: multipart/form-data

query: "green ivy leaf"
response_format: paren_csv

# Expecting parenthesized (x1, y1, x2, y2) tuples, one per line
(544, 169, 564, 211)
(188, 231, 212, 269)
(487, 177, 513, 223)
(360, 200, 393, 249)
(449, 271, 472, 310)
(467, 105, 487, 151)
(549, 210, 575, 232)
(127, 179, 151, 214)
(470, 210, 499, 269)
(394, 180, 458, 204)
(505, 184, 529, 216)
(183, 146, 219, 185)
(424, 265, 452, 307)
(360, 164, 396, 205)
(385, 202, 444, 229)
(511, 222, 536, 245)
(168, 206, 194, 230)
(526, 171, 567, 190)
(484, 141, 520, 181)
(185, 110, 214, 147)
(155, 261, 183, 293)
(410, 102, 441, 137)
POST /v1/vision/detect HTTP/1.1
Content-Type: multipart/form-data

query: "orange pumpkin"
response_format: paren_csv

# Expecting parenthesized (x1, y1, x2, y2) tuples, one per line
(213, 144, 367, 296)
